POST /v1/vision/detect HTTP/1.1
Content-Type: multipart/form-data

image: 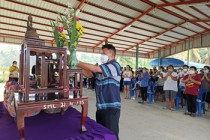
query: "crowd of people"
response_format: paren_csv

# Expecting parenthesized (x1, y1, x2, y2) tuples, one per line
(119, 64, 210, 117)
(9, 59, 210, 118)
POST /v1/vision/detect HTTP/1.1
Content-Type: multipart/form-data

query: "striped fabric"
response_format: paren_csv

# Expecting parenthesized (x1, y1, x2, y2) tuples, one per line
(95, 59, 122, 110)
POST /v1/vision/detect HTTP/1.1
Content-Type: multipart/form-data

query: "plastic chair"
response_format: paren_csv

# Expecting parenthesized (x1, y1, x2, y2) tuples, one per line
(175, 86, 185, 110)
(147, 83, 157, 104)
(197, 88, 207, 116)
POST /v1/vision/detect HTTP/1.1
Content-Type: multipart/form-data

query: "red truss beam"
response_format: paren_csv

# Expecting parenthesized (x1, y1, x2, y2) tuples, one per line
(0, 7, 144, 44)
(43, 0, 193, 40)
(0, 33, 51, 42)
(76, 0, 85, 10)
(141, 0, 197, 34)
(160, 8, 208, 31)
(1, 14, 158, 48)
(3, 0, 170, 46)
(0, 33, 103, 53)
(160, 0, 199, 19)
(192, 22, 210, 30)
(188, 19, 210, 22)
(150, 30, 210, 54)
(161, 0, 210, 29)
(189, 6, 210, 19)
(123, 21, 186, 53)
(139, 0, 210, 51)
(156, 0, 210, 8)
(142, 0, 208, 32)
(159, 3, 210, 31)
(93, 6, 154, 49)
(74, 0, 197, 40)
(109, 0, 189, 37)
(123, 17, 209, 52)
(42, 0, 174, 45)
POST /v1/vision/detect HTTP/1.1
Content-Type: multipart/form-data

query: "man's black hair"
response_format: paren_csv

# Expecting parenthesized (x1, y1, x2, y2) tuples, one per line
(167, 65, 174, 69)
(183, 65, 189, 68)
(102, 44, 116, 56)
(159, 66, 164, 69)
(190, 66, 197, 71)
(13, 61, 17, 64)
(204, 65, 210, 70)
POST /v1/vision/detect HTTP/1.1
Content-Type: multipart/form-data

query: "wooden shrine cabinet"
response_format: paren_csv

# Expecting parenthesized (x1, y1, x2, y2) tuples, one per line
(15, 38, 88, 140)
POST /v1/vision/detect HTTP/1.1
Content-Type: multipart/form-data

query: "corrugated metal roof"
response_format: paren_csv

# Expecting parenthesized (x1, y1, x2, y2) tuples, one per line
(165, 6, 194, 20)
(141, 15, 172, 29)
(150, 9, 183, 24)
(178, 5, 210, 19)
(0, 0, 209, 58)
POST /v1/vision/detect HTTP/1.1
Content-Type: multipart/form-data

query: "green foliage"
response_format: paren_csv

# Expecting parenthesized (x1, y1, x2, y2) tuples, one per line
(116, 56, 153, 69)
(0, 46, 20, 67)
(50, 21, 60, 47)
(0, 44, 36, 82)
(0, 66, 9, 82)
(170, 48, 210, 65)
(70, 15, 77, 48)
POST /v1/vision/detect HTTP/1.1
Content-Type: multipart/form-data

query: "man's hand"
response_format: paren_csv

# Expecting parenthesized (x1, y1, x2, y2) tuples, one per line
(204, 73, 207, 78)
(189, 76, 192, 81)
(167, 72, 172, 76)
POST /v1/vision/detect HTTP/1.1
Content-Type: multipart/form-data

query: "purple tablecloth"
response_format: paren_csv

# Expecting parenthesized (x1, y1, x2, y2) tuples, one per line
(0, 102, 117, 140)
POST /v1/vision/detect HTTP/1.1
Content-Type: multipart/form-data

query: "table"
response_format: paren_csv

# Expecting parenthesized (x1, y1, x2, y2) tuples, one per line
(0, 102, 117, 140)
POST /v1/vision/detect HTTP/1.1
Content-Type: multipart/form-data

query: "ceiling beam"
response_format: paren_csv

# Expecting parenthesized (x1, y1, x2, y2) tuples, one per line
(189, 6, 210, 19)
(0, 7, 146, 44)
(76, 0, 85, 10)
(109, 0, 190, 38)
(123, 18, 209, 52)
(1, 1, 171, 46)
(1, 15, 153, 47)
(0, 19, 106, 44)
(156, 0, 210, 8)
(0, 33, 51, 42)
(41, 0, 177, 43)
(161, 0, 210, 30)
(0, 27, 96, 46)
(123, 21, 186, 52)
(160, 8, 208, 31)
(0, 32, 148, 57)
(150, 30, 210, 54)
(43, 0, 194, 38)
(92, 6, 154, 49)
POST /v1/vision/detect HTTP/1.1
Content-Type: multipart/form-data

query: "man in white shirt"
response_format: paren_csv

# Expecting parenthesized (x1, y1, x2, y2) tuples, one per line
(163, 65, 178, 110)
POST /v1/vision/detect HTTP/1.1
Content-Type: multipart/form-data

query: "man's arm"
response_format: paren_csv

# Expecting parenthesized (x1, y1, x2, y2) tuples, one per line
(182, 76, 189, 83)
(78, 61, 102, 78)
(163, 73, 169, 81)
(204, 74, 210, 82)
(201, 75, 205, 81)
(189, 76, 201, 85)
(80, 68, 94, 78)
(170, 74, 177, 81)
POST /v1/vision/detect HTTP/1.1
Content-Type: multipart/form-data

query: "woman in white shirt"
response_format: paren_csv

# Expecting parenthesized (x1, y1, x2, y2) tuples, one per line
(122, 65, 132, 99)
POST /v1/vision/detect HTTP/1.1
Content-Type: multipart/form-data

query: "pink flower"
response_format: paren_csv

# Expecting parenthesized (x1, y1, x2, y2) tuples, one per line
(56, 27, 64, 32)
(76, 17, 79, 21)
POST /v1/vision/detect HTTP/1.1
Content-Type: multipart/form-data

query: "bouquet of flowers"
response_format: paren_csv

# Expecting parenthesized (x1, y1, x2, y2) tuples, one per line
(50, 5, 85, 68)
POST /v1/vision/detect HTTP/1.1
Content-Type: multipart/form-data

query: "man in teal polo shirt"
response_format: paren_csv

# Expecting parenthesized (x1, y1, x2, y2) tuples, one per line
(78, 44, 121, 140)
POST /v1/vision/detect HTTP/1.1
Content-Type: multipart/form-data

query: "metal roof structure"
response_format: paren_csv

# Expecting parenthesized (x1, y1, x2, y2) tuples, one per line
(0, 0, 210, 58)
